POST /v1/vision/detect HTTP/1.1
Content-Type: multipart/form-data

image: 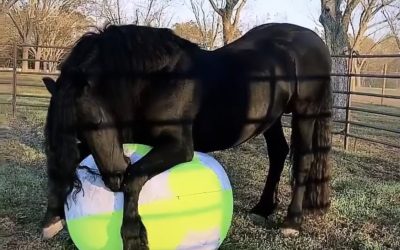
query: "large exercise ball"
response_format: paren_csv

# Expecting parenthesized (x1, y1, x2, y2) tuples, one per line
(64, 144, 233, 250)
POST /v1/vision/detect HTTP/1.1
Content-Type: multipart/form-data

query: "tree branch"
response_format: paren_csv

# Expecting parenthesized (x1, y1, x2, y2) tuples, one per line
(208, 0, 222, 16)
(0, 0, 18, 12)
(7, 11, 24, 40)
(143, 0, 155, 25)
(342, 0, 362, 31)
(233, 0, 246, 27)
(381, 6, 400, 49)
(368, 34, 392, 52)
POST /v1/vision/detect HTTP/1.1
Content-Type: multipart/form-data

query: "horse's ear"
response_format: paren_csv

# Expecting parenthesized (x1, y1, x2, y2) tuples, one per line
(43, 77, 57, 95)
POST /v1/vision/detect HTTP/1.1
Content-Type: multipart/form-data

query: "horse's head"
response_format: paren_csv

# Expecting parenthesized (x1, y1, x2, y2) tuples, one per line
(43, 72, 129, 192)
(42, 24, 190, 192)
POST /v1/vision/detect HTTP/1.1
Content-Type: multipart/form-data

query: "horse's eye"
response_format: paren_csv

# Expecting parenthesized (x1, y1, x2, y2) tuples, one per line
(77, 104, 103, 127)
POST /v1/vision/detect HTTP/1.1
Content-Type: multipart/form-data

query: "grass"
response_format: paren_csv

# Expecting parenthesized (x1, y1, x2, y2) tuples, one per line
(0, 71, 51, 83)
(349, 103, 400, 147)
(215, 135, 400, 249)
(0, 72, 52, 109)
(1, 107, 399, 250)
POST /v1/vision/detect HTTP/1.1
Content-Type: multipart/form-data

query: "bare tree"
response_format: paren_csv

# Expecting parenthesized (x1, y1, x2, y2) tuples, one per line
(188, 0, 220, 49)
(133, 0, 173, 27)
(348, 1, 400, 87)
(0, 13, 17, 66)
(208, 0, 246, 45)
(7, 3, 34, 70)
(94, 0, 123, 24)
(91, 0, 172, 27)
(36, 11, 89, 71)
(347, 1, 399, 50)
(6, 0, 90, 71)
(319, 0, 399, 120)
(173, 21, 204, 44)
(0, 0, 18, 12)
(381, 4, 400, 49)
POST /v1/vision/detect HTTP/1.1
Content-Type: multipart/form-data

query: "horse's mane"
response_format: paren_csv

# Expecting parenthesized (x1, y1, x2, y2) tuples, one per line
(60, 24, 200, 79)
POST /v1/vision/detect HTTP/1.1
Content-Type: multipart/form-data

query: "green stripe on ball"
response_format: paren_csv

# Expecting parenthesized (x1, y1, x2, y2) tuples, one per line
(65, 144, 233, 250)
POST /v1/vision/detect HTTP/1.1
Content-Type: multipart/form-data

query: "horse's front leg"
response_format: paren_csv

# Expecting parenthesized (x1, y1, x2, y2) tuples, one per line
(121, 134, 194, 250)
(121, 174, 149, 250)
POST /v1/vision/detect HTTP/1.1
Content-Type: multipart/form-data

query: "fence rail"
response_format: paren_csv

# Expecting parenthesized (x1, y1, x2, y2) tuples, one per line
(332, 73, 400, 79)
(0, 44, 399, 150)
(333, 90, 400, 99)
(331, 54, 400, 58)
(333, 105, 400, 117)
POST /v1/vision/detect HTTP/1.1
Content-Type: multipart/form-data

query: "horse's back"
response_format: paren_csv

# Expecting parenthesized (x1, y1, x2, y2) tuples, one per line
(226, 23, 330, 69)
(232, 23, 326, 47)
(231, 23, 331, 104)
(192, 23, 331, 152)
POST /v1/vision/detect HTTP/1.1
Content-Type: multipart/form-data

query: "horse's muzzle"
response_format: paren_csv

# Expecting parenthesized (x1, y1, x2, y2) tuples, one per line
(103, 173, 124, 192)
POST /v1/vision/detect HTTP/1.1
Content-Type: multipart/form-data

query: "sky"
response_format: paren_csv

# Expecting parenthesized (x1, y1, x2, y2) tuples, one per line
(173, 0, 322, 31)
(122, 0, 322, 32)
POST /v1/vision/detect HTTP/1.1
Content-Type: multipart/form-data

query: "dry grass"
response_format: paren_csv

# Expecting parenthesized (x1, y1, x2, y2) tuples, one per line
(1, 107, 399, 250)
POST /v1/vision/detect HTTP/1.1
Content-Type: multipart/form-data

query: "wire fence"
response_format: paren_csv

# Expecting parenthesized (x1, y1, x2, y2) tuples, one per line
(0, 44, 399, 150)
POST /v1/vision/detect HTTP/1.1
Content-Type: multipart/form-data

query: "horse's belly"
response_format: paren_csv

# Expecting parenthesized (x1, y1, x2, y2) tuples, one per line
(194, 78, 294, 152)
(192, 116, 261, 152)
(192, 86, 285, 152)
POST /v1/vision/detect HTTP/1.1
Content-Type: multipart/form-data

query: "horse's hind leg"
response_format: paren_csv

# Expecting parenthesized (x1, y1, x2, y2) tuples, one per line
(281, 108, 316, 237)
(42, 142, 90, 239)
(250, 118, 289, 223)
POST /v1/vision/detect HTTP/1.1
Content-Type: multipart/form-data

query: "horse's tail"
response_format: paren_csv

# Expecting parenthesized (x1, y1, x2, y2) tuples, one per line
(303, 84, 332, 211)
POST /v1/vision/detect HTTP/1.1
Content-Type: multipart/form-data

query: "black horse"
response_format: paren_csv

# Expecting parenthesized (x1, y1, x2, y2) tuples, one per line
(42, 23, 332, 249)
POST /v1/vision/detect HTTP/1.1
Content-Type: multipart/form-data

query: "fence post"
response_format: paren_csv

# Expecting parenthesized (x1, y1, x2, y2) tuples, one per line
(12, 43, 17, 118)
(344, 52, 354, 150)
(380, 64, 387, 106)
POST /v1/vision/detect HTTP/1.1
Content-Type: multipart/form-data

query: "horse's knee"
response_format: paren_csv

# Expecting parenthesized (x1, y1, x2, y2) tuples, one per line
(295, 154, 314, 183)
(164, 142, 194, 164)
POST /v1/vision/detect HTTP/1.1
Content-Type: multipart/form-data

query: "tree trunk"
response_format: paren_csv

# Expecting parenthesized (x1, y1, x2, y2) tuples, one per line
(43, 61, 48, 72)
(353, 63, 362, 89)
(330, 57, 349, 120)
(222, 17, 233, 45)
(22, 46, 29, 71)
(208, 0, 246, 45)
(319, 0, 350, 122)
(34, 47, 41, 72)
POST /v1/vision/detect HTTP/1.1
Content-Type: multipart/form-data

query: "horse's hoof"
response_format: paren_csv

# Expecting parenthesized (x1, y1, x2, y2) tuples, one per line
(249, 203, 277, 226)
(249, 213, 268, 226)
(280, 227, 300, 237)
(42, 218, 65, 240)
(123, 237, 149, 250)
(280, 216, 301, 237)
